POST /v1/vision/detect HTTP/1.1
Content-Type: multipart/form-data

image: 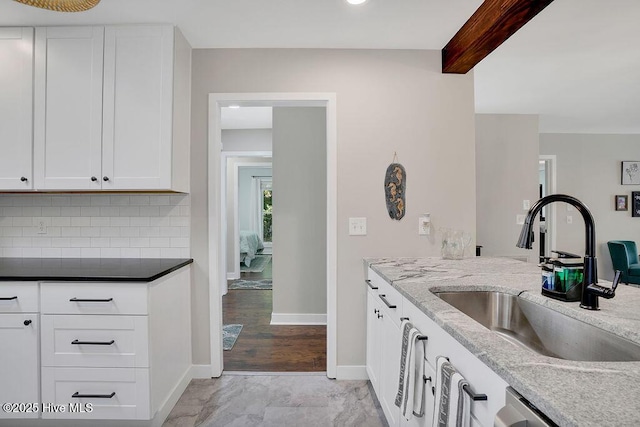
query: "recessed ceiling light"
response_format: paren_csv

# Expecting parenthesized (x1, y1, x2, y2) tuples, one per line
(228, 105, 241, 109)
(347, 0, 368, 4)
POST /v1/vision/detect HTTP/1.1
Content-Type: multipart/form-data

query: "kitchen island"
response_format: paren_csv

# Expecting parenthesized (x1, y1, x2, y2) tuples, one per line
(366, 257, 640, 427)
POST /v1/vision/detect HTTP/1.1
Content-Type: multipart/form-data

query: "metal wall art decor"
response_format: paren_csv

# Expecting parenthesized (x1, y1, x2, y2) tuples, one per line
(385, 153, 406, 220)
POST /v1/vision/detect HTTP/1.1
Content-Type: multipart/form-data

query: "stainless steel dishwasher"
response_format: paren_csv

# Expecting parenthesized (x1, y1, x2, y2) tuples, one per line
(494, 387, 557, 427)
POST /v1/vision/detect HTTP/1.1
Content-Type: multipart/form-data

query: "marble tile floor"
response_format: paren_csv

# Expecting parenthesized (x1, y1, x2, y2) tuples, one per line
(162, 373, 388, 427)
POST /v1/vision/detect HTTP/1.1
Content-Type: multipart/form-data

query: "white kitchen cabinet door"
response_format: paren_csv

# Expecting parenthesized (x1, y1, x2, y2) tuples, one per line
(34, 26, 104, 190)
(366, 287, 382, 394)
(0, 314, 39, 419)
(379, 306, 402, 427)
(0, 28, 34, 190)
(102, 25, 174, 190)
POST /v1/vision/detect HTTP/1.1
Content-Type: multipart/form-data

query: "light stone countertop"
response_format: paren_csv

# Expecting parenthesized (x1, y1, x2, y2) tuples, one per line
(365, 257, 640, 427)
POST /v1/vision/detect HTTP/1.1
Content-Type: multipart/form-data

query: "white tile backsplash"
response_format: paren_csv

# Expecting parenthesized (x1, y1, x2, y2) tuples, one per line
(0, 194, 190, 258)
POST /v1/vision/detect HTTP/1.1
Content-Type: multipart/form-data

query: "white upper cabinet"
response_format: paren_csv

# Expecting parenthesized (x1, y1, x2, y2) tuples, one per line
(34, 26, 104, 190)
(102, 25, 173, 190)
(29, 24, 191, 192)
(0, 28, 34, 190)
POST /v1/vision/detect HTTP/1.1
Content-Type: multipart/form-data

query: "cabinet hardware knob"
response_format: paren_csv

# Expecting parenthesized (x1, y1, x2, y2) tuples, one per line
(103, 176, 110, 181)
(20, 177, 27, 182)
(374, 309, 379, 314)
(377, 313, 383, 319)
(91, 176, 98, 182)
(24, 319, 32, 326)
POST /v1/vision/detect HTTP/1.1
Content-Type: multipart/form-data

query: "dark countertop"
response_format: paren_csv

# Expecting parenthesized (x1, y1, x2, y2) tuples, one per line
(0, 258, 193, 282)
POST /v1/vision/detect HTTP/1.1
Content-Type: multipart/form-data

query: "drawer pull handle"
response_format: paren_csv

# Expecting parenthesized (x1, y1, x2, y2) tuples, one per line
(365, 279, 378, 290)
(0, 296, 18, 301)
(69, 298, 113, 303)
(72, 340, 115, 346)
(72, 392, 116, 399)
(378, 294, 397, 309)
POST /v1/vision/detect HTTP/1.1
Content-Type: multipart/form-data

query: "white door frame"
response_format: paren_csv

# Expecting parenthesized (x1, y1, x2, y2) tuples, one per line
(540, 155, 557, 256)
(208, 93, 337, 378)
(224, 157, 272, 282)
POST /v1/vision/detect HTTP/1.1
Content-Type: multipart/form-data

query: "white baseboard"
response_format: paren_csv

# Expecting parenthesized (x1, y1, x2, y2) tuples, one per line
(270, 312, 327, 325)
(227, 271, 240, 280)
(336, 365, 369, 380)
(151, 367, 193, 427)
(191, 364, 214, 379)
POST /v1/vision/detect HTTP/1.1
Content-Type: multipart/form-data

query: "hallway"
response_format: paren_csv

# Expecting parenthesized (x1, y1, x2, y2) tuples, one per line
(223, 256, 326, 371)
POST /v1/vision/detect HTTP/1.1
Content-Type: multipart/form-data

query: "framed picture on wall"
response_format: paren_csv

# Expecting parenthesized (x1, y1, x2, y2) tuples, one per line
(616, 195, 628, 211)
(633, 192, 640, 217)
(622, 161, 640, 185)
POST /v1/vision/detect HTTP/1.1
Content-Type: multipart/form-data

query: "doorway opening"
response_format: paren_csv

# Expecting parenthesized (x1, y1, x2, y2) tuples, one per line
(539, 155, 557, 261)
(209, 93, 337, 378)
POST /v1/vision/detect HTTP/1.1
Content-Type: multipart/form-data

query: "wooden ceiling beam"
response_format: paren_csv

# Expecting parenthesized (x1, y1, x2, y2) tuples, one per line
(442, 0, 555, 74)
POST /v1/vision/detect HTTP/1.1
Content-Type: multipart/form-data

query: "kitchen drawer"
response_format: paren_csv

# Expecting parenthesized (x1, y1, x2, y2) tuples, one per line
(41, 367, 151, 420)
(41, 282, 147, 315)
(369, 268, 403, 326)
(41, 315, 149, 368)
(0, 282, 38, 313)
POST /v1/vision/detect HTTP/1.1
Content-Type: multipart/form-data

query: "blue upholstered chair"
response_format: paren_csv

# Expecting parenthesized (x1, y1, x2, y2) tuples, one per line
(607, 240, 640, 285)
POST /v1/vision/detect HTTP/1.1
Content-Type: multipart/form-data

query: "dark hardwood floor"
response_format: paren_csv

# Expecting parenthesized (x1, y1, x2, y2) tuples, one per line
(223, 256, 327, 372)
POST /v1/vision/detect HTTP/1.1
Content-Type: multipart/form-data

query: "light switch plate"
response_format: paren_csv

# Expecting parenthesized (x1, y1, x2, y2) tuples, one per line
(418, 214, 431, 235)
(349, 217, 367, 236)
(523, 200, 530, 210)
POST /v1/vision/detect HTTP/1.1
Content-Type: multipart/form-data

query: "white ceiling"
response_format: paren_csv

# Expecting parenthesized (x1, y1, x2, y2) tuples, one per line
(2, 0, 638, 134)
(221, 107, 272, 130)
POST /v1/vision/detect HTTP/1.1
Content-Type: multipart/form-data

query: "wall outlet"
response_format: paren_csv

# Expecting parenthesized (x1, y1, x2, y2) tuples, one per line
(516, 214, 526, 225)
(566, 215, 573, 224)
(523, 200, 530, 210)
(348, 217, 367, 236)
(37, 220, 47, 235)
(418, 214, 431, 235)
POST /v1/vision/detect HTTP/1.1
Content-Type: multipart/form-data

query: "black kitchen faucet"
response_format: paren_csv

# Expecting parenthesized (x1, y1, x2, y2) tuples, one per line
(516, 194, 620, 310)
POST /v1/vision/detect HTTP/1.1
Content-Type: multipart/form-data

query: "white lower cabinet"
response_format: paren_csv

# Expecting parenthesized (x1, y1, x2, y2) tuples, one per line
(0, 313, 39, 419)
(41, 367, 150, 420)
(366, 268, 508, 427)
(0, 283, 39, 420)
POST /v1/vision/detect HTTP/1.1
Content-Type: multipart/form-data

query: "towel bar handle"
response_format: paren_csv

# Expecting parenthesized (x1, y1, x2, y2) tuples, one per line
(462, 384, 487, 401)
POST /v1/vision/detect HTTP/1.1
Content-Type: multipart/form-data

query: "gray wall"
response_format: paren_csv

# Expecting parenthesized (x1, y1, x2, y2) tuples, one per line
(222, 129, 273, 152)
(540, 134, 640, 280)
(272, 107, 326, 316)
(476, 114, 540, 261)
(190, 49, 476, 367)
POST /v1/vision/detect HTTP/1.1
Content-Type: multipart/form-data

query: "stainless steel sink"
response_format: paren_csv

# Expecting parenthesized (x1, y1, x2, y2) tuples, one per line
(434, 291, 640, 362)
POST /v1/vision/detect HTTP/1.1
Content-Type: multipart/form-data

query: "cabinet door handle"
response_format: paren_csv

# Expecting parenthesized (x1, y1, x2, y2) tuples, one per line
(103, 176, 110, 182)
(0, 296, 18, 301)
(379, 294, 397, 309)
(365, 279, 378, 290)
(24, 319, 32, 326)
(72, 392, 116, 399)
(69, 297, 113, 303)
(20, 176, 28, 182)
(377, 313, 383, 319)
(91, 176, 98, 182)
(72, 339, 115, 346)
